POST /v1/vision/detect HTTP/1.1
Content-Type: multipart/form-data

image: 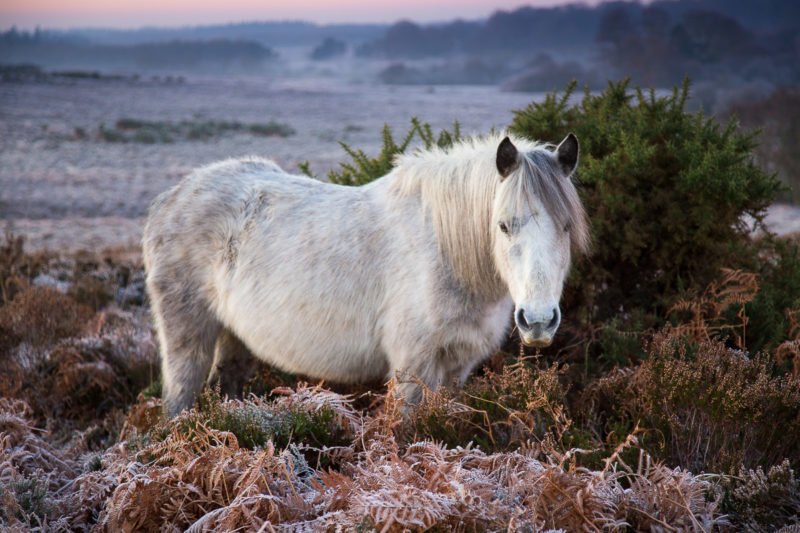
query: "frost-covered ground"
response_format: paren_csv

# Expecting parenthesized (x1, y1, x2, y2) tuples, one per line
(0, 74, 536, 251)
(1, 73, 797, 253)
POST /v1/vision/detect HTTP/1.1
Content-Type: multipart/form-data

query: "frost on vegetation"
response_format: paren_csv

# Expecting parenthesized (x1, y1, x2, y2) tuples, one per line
(722, 459, 800, 533)
(0, 385, 728, 532)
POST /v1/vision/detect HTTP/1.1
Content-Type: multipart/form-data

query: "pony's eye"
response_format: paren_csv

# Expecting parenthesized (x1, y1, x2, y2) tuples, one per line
(499, 222, 509, 234)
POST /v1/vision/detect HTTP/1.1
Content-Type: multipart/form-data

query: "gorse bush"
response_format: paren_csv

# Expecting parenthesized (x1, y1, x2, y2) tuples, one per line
(509, 78, 782, 325)
(298, 117, 460, 185)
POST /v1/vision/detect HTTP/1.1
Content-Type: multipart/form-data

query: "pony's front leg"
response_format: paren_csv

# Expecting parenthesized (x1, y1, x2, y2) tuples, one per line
(389, 348, 449, 407)
(206, 328, 255, 400)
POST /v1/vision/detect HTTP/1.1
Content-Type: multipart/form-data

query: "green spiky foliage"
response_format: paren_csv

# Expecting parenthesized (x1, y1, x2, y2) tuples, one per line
(299, 117, 460, 186)
(510, 78, 783, 332)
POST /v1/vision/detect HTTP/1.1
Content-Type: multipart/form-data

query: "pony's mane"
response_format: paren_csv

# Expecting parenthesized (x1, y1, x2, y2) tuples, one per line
(390, 134, 590, 296)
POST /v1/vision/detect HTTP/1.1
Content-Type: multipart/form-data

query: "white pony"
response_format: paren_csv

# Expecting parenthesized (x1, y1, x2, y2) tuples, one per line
(143, 134, 590, 416)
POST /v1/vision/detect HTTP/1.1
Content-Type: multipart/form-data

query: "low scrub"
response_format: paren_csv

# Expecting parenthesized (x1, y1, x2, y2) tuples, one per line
(722, 459, 800, 532)
(0, 285, 92, 350)
(1, 386, 726, 532)
(588, 330, 800, 475)
(406, 361, 573, 454)
(91, 117, 295, 144)
(0, 237, 156, 442)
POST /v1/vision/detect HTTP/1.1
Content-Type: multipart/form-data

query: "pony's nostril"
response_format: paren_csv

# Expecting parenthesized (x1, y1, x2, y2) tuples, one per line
(547, 308, 560, 330)
(515, 308, 530, 330)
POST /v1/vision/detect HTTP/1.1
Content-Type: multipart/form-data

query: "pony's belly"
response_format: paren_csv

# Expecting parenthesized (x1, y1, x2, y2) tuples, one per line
(216, 245, 389, 384)
(224, 307, 389, 383)
(251, 335, 388, 383)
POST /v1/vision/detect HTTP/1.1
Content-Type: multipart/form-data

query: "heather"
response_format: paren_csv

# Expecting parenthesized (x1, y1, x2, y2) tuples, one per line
(2, 79, 799, 531)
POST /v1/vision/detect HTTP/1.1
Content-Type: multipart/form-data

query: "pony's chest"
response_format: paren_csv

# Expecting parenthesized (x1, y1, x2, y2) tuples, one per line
(429, 290, 514, 351)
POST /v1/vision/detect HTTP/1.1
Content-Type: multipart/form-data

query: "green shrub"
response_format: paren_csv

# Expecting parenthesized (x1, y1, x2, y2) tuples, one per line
(186, 120, 223, 140)
(115, 118, 148, 130)
(595, 315, 648, 367)
(5, 478, 51, 527)
(509, 79, 782, 326)
(743, 240, 800, 355)
(131, 127, 173, 144)
(98, 118, 295, 143)
(98, 124, 127, 143)
(300, 117, 460, 186)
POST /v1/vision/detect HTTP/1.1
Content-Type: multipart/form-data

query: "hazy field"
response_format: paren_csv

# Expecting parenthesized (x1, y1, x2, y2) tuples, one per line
(0, 72, 542, 251)
(3, 70, 799, 255)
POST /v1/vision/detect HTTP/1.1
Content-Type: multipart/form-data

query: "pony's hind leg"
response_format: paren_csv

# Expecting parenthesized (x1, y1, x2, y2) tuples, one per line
(207, 328, 255, 400)
(150, 287, 220, 417)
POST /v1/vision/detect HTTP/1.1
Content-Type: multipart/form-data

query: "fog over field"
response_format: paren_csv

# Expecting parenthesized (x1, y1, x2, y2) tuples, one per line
(0, 70, 542, 250)
(1, 0, 799, 250)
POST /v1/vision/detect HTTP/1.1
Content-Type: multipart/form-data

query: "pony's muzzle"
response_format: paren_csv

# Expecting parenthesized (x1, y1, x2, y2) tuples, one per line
(515, 306, 560, 347)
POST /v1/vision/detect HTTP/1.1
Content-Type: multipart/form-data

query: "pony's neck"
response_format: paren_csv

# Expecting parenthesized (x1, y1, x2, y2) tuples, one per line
(390, 146, 506, 300)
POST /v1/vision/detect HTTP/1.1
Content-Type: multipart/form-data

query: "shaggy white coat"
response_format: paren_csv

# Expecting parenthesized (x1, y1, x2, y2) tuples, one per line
(143, 134, 589, 416)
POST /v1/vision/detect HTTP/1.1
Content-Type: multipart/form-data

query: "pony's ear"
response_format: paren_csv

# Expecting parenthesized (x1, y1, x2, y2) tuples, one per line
(496, 136, 520, 180)
(555, 133, 579, 176)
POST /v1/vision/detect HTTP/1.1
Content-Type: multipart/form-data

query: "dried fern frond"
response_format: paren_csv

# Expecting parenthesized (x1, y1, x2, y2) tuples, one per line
(668, 268, 760, 349)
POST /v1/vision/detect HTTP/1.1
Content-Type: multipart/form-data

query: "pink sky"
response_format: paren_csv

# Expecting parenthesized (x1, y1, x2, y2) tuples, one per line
(1, 0, 594, 30)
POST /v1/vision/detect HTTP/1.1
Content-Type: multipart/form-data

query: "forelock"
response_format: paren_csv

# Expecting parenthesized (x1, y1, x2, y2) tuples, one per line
(508, 147, 591, 254)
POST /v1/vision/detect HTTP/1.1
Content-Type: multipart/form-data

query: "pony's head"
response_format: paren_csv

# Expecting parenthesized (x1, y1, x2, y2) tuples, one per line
(492, 134, 589, 347)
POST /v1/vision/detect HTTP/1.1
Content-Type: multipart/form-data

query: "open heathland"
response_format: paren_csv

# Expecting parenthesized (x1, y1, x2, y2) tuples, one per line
(1, 80, 799, 531)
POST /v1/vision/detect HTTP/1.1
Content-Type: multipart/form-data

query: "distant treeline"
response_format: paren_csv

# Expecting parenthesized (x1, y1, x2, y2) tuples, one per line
(0, 30, 275, 72)
(358, 8, 595, 58)
(358, 0, 799, 59)
(358, 0, 799, 91)
(595, 4, 799, 87)
(1, 0, 798, 85)
(48, 21, 386, 48)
